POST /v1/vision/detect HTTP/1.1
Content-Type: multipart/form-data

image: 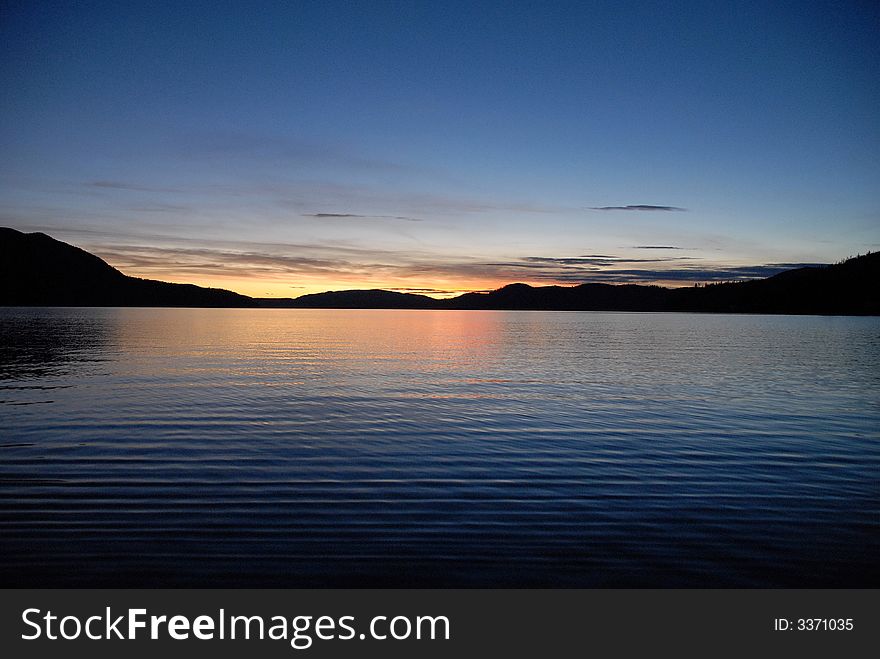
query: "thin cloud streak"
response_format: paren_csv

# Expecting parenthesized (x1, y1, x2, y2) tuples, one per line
(521, 256, 699, 265)
(78, 177, 567, 218)
(89, 240, 826, 293)
(385, 287, 488, 296)
(304, 213, 424, 222)
(590, 205, 688, 212)
(509, 264, 825, 284)
(125, 204, 192, 213)
(89, 181, 181, 193)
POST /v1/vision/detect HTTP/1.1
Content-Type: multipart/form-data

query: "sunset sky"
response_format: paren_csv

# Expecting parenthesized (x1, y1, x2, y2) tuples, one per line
(2, 0, 878, 298)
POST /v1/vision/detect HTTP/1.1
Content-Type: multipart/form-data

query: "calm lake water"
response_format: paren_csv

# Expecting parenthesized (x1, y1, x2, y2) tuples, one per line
(1, 307, 878, 587)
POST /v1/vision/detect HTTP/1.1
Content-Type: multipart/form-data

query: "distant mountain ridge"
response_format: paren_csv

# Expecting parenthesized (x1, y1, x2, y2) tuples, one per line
(0, 228, 254, 307)
(1, 227, 877, 314)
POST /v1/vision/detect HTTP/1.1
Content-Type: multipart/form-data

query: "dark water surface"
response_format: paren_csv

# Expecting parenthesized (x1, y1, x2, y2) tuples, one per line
(1, 307, 877, 587)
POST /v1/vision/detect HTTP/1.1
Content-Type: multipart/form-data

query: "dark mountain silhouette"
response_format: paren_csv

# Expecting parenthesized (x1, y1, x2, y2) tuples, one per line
(664, 254, 880, 314)
(1, 227, 877, 314)
(274, 289, 434, 309)
(437, 255, 879, 314)
(0, 228, 254, 307)
(269, 255, 878, 315)
(442, 282, 670, 311)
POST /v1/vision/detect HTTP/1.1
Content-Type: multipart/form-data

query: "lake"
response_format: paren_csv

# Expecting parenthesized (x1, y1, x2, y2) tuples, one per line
(1, 307, 878, 587)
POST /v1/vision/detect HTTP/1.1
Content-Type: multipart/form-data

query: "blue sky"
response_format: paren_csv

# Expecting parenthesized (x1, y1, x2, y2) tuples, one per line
(1, 0, 878, 296)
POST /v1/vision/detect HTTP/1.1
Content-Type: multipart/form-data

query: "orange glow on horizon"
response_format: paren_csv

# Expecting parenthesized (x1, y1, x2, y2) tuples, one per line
(120, 268, 708, 299)
(91, 239, 784, 301)
(123, 270, 513, 299)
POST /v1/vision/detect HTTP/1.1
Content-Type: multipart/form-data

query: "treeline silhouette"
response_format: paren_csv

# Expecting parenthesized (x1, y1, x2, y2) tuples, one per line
(2, 227, 877, 314)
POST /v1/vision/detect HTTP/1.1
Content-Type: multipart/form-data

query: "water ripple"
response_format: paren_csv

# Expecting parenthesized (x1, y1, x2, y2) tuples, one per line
(1, 308, 878, 586)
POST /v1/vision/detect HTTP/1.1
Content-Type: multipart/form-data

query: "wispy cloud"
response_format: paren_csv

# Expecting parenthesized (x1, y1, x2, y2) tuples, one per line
(590, 205, 688, 212)
(80, 237, 825, 294)
(93, 245, 353, 278)
(80, 176, 565, 219)
(520, 264, 824, 284)
(632, 245, 684, 249)
(125, 203, 192, 213)
(521, 255, 695, 266)
(385, 287, 484, 296)
(303, 213, 424, 222)
(89, 181, 181, 193)
(448, 259, 823, 285)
